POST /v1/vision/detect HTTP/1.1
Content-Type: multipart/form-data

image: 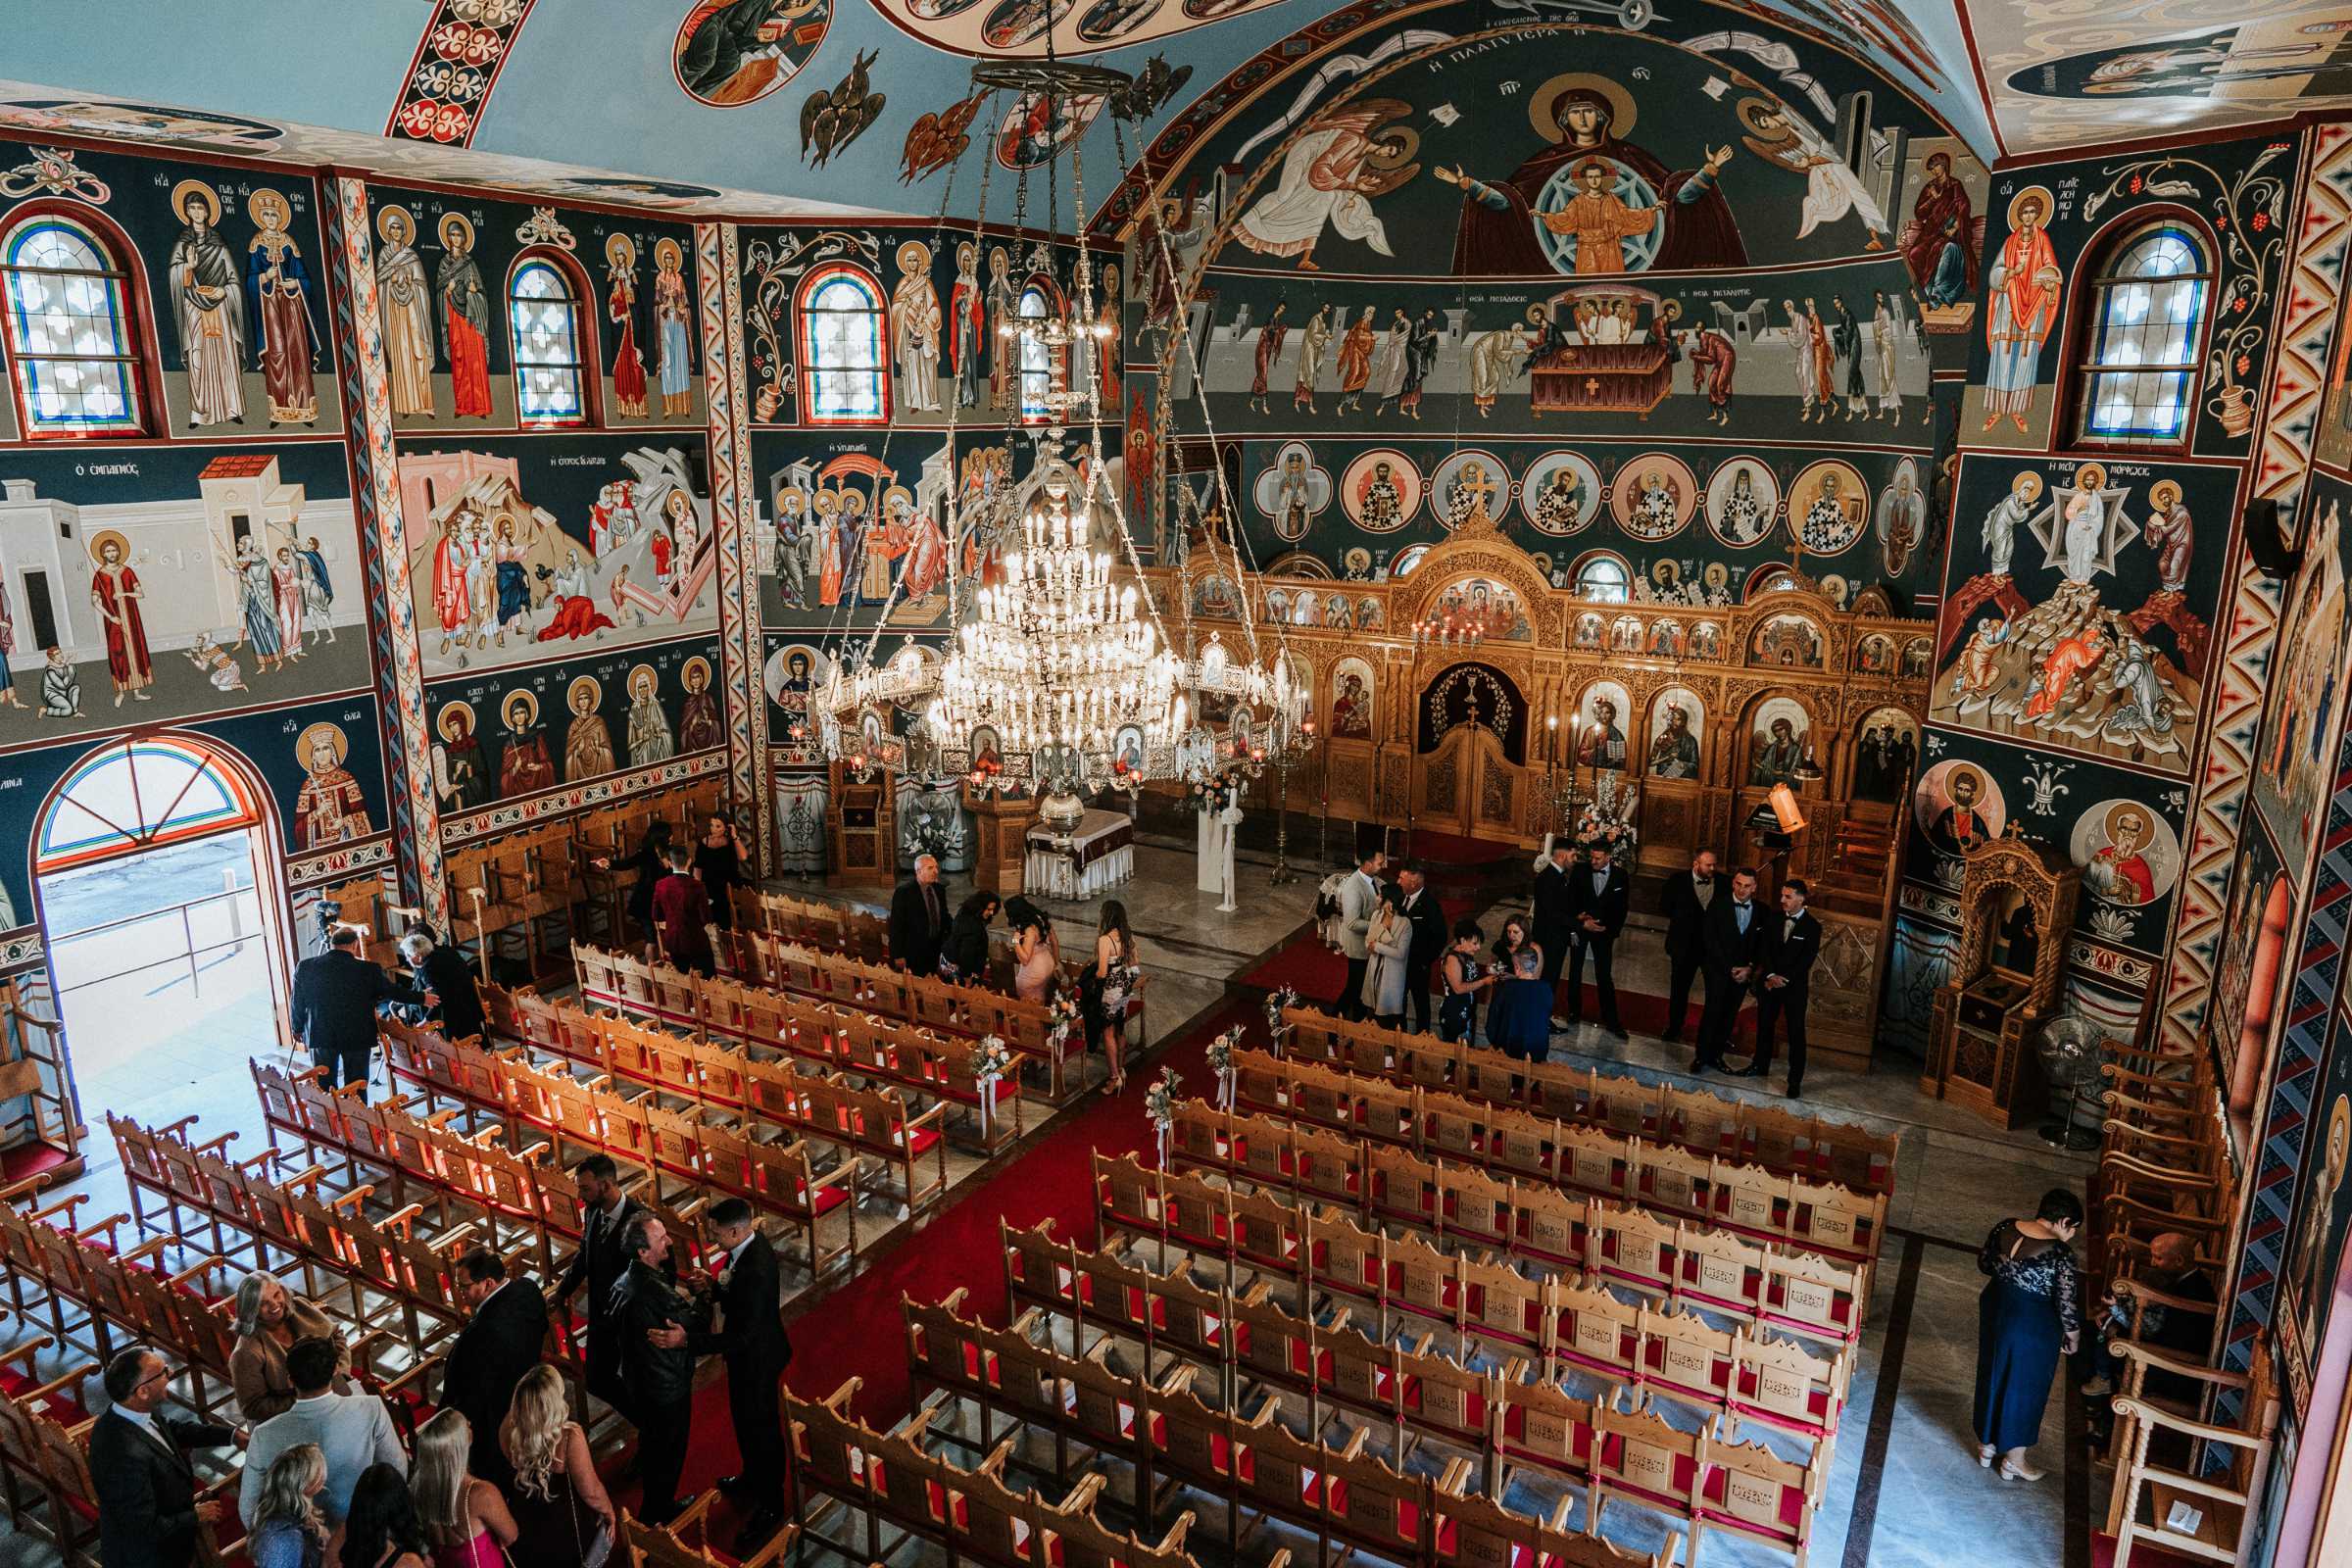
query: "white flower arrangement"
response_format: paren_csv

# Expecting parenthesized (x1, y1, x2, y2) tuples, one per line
(972, 1033, 1015, 1136)
(1048, 993, 1082, 1055)
(1263, 985, 1299, 1053)
(1146, 1065, 1184, 1167)
(1206, 1025, 1242, 1110)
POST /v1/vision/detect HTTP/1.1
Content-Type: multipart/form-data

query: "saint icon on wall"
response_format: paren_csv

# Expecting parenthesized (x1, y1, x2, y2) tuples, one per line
(294, 722, 370, 848)
(1433, 74, 1743, 277)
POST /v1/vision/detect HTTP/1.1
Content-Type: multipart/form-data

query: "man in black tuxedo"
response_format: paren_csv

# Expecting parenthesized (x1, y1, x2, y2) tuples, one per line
(679, 1197, 794, 1552)
(400, 930, 486, 1044)
(1693, 866, 1764, 1073)
(1657, 849, 1721, 1044)
(1563, 843, 1630, 1039)
(612, 1214, 709, 1528)
(443, 1246, 549, 1485)
(288, 926, 430, 1099)
(1741, 878, 1823, 1097)
(90, 1346, 239, 1568)
(1531, 841, 1579, 1030)
(557, 1154, 644, 1425)
(1396, 863, 1449, 1035)
(887, 853, 949, 976)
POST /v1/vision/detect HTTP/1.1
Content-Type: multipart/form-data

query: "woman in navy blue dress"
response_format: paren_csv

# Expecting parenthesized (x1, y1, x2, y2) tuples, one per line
(1973, 1187, 2082, 1481)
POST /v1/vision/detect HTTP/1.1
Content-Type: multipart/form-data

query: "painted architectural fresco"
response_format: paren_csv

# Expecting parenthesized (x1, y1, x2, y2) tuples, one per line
(737, 222, 1102, 432)
(0, 142, 341, 444)
(1110, 7, 1977, 613)
(396, 432, 717, 681)
(424, 631, 725, 819)
(363, 183, 704, 436)
(1980, 3, 2352, 157)
(1958, 135, 2292, 457)
(0, 443, 369, 738)
(0, 135, 388, 942)
(1881, 128, 2303, 1057)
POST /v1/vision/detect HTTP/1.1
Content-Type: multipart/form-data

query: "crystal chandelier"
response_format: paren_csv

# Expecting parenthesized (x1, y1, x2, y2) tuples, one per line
(927, 466, 1185, 779)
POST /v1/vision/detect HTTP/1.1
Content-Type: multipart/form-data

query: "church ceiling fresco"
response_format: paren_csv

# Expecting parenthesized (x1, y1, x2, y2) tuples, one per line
(4, 2, 2348, 220)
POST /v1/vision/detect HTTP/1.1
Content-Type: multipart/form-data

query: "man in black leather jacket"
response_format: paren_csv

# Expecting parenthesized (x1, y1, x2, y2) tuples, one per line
(609, 1213, 709, 1527)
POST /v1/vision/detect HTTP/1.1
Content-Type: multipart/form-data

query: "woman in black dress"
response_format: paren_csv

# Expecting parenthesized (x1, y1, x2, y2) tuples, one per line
(1974, 1187, 2083, 1481)
(694, 812, 747, 931)
(592, 819, 672, 957)
(942, 891, 1001, 984)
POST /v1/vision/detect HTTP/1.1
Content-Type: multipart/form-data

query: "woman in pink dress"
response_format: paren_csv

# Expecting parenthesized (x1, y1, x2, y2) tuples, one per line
(272, 546, 307, 658)
(411, 1410, 516, 1568)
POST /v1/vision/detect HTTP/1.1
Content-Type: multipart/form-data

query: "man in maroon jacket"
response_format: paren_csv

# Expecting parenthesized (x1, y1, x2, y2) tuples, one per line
(651, 843, 714, 975)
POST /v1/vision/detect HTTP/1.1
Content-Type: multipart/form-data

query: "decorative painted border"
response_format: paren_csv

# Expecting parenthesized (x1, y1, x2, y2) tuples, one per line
(321, 174, 447, 929)
(2164, 124, 2352, 1061)
(287, 836, 397, 888)
(2219, 675, 2352, 1411)
(385, 0, 543, 147)
(698, 220, 770, 875)
(437, 750, 726, 846)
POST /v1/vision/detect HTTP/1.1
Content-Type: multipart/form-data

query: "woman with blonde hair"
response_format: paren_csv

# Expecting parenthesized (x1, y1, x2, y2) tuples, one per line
(248, 1442, 329, 1568)
(410, 1409, 517, 1568)
(229, 1269, 346, 1423)
(499, 1364, 615, 1568)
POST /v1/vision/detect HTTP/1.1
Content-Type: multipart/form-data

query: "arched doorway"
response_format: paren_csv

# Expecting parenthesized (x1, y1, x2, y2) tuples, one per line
(33, 735, 290, 1116)
(1414, 662, 1528, 843)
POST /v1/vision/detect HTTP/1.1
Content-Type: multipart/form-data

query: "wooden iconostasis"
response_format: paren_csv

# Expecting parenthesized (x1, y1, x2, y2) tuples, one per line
(1145, 516, 1933, 1071)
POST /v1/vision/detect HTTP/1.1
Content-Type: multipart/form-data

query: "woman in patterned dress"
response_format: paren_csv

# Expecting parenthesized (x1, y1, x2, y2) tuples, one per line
(1974, 1188, 2083, 1482)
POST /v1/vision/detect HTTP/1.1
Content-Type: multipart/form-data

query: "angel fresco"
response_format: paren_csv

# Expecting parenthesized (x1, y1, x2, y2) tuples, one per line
(1735, 97, 1890, 244)
(1232, 99, 1419, 271)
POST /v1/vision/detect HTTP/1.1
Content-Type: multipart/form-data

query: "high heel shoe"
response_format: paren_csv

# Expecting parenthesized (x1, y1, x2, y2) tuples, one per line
(1998, 1456, 2045, 1482)
(1977, 1445, 1994, 1468)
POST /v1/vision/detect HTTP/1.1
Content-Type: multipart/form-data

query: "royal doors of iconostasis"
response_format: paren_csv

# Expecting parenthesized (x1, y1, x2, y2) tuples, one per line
(1413, 663, 1530, 844)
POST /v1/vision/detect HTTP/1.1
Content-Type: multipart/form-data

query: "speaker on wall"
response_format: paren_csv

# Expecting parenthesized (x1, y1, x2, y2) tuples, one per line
(2245, 497, 2302, 579)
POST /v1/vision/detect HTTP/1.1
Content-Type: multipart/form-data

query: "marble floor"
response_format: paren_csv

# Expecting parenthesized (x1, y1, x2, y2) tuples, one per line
(5, 834, 2102, 1568)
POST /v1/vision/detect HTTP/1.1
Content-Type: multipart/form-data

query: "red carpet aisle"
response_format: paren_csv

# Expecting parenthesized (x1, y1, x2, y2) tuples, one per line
(603, 989, 1261, 1529)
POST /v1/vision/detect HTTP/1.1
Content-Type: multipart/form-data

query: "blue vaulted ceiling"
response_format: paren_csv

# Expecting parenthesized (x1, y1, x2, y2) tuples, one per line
(6, 0, 2348, 218)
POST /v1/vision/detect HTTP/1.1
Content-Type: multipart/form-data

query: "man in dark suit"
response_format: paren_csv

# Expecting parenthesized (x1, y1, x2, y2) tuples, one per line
(400, 930, 485, 1044)
(1693, 866, 1764, 1073)
(288, 926, 430, 1099)
(90, 1346, 238, 1568)
(557, 1154, 644, 1425)
(1531, 841, 1579, 1030)
(443, 1246, 549, 1485)
(673, 1197, 793, 1551)
(1657, 849, 1721, 1044)
(1741, 878, 1823, 1097)
(1396, 863, 1448, 1035)
(611, 1213, 709, 1528)
(1562, 843, 1630, 1039)
(887, 853, 949, 976)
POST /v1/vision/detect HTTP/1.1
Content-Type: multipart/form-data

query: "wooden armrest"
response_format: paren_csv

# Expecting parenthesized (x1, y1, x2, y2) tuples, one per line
(2120, 1342, 2242, 1387)
(290, 1065, 329, 1084)
(329, 1186, 378, 1213)
(155, 1114, 203, 1141)
(379, 1202, 426, 1237)
(2109, 1396, 2267, 1447)
(0, 1334, 52, 1367)
(119, 1237, 171, 1263)
(24, 1361, 99, 1404)
(168, 1255, 227, 1289)
(192, 1132, 240, 1157)
(381, 1353, 444, 1396)
(424, 1109, 465, 1129)
(31, 1194, 90, 1223)
(0, 1173, 55, 1204)
(278, 1164, 330, 1191)
(2112, 1280, 2220, 1315)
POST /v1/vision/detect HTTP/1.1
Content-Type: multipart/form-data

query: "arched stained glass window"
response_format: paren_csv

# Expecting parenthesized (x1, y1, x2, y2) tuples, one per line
(1018, 281, 1057, 423)
(35, 738, 260, 874)
(797, 265, 888, 424)
(1574, 552, 1633, 603)
(508, 255, 590, 425)
(2073, 220, 2213, 447)
(0, 212, 145, 435)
